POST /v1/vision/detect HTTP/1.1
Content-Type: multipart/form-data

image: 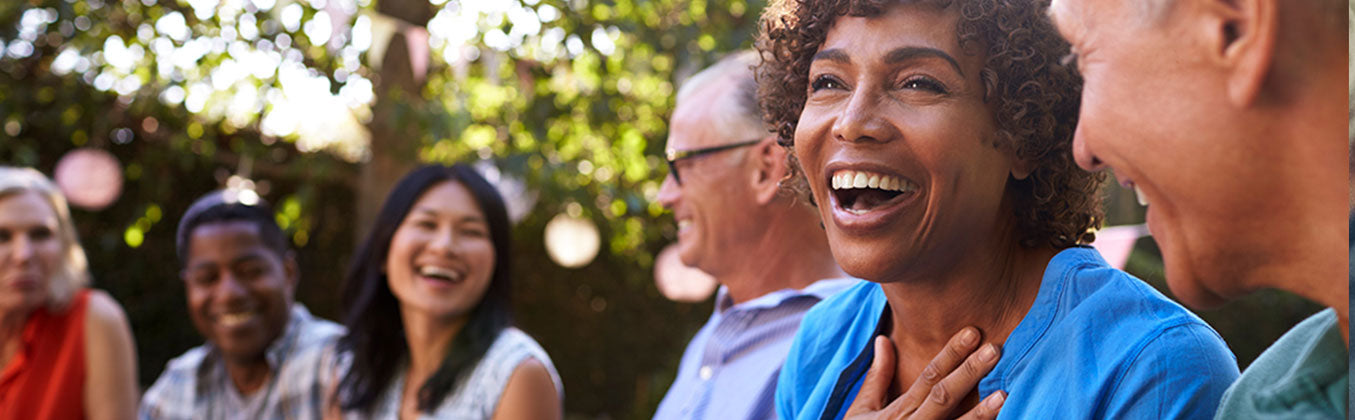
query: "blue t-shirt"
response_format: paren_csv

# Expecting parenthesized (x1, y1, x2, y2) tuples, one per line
(776, 247, 1240, 420)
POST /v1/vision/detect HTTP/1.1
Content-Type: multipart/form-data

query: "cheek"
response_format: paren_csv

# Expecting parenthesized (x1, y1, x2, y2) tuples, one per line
(35, 241, 63, 271)
(385, 231, 418, 272)
(793, 124, 828, 190)
(186, 289, 212, 316)
(471, 242, 496, 278)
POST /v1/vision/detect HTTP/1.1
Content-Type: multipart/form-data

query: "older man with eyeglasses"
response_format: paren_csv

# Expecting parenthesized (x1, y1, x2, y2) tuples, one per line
(651, 51, 855, 420)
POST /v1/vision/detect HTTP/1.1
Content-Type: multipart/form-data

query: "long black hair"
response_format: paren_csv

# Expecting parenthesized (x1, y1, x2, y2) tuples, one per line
(337, 164, 513, 413)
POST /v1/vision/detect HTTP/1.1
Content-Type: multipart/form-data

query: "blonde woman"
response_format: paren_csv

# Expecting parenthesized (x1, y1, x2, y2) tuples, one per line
(0, 166, 138, 420)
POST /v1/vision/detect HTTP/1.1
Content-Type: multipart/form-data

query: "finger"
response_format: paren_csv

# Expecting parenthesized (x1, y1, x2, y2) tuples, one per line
(956, 391, 1006, 420)
(895, 326, 982, 410)
(912, 342, 1002, 419)
(845, 335, 897, 415)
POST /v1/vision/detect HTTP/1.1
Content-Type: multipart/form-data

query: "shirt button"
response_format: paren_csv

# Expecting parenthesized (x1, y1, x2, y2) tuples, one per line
(699, 366, 713, 380)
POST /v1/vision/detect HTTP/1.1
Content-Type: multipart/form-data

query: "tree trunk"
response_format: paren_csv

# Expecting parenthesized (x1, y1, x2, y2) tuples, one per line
(356, 0, 433, 240)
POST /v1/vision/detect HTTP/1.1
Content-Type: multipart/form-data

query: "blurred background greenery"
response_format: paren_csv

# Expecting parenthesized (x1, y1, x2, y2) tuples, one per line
(0, 0, 1321, 418)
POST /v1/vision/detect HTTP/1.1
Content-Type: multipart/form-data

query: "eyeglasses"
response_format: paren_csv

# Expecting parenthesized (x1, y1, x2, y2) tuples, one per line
(664, 139, 762, 186)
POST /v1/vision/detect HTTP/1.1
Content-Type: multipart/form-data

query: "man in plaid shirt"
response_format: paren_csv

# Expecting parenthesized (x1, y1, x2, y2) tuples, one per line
(139, 191, 344, 420)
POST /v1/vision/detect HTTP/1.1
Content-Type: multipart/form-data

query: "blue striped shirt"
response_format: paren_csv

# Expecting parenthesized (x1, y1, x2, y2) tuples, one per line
(654, 278, 857, 420)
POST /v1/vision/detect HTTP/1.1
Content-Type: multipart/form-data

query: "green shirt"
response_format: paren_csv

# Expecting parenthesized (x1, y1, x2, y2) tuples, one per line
(1214, 308, 1349, 419)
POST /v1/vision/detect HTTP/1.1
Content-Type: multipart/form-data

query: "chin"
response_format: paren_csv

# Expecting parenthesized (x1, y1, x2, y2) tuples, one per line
(218, 342, 268, 361)
(675, 247, 700, 269)
(1161, 252, 1231, 309)
(828, 240, 898, 283)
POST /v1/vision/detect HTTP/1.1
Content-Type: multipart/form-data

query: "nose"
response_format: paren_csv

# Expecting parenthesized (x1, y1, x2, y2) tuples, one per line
(429, 226, 456, 254)
(656, 173, 680, 210)
(8, 234, 34, 265)
(1071, 125, 1105, 171)
(216, 271, 249, 301)
(831, 87, 892, 143)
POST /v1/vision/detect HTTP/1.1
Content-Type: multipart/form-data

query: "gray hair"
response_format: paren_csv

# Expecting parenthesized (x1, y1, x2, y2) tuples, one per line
(675, 50, 767, 143)
(0, 167, 90, 309)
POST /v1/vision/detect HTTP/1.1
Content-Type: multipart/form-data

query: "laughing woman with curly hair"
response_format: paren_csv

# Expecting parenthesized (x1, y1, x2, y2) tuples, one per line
(756, 0, 1239, 418)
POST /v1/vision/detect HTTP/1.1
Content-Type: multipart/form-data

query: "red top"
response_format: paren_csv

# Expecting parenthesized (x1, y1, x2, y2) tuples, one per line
(0, 289, 89, 420)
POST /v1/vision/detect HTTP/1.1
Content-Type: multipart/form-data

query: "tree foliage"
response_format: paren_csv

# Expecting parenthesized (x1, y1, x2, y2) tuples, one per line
(0, 0, 767, 417)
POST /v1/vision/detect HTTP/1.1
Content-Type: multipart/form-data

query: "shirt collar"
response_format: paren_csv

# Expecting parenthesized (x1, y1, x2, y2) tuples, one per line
(715, 277, 858, 314)
(1255, 309, 1347, 410)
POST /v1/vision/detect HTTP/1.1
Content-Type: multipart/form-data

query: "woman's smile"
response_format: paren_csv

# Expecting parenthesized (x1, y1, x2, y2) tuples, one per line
(823, 162, 924, 234)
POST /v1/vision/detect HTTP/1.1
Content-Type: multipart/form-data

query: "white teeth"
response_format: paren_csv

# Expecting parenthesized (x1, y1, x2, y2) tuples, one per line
(419, 266, 461, 282)
(852, 173, 868, 188)
(218, 311, 256, 327)
(1134, 185, 1149, 206)
(676, 220, 692, 231)
(830, 170, 917, 193)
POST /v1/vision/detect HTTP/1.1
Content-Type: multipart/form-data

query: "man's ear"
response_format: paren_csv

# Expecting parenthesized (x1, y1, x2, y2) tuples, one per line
(1199, 0, 1276, 106)
(751, 137, 786, 205)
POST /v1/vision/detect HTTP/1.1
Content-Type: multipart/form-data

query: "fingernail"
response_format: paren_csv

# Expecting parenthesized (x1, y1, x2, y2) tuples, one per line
(979, 343, 999, 362)
(961, 328, 978, 346)
(986, 391, 1006, 409)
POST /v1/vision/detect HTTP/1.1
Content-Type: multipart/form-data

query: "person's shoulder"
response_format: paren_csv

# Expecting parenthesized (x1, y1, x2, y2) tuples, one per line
(160, 344, 213, 375)
(1233, 309, 1342, 385)
(290, 304, 346, 349)
(784, 280, 881, 377)
(84, 289, 127, 322)
(1055, 247, 1212, 333)
(142, 344, 211, 414)
(495, 327, 546, 354)
(1091, 320, 1239, 419)
(777, 282, 878, 420)
(491, 328, 559, 379)
(1216, 309, 1346, 419)
(1043, 247, 1233, 369)
(466, 327, 564, 407)
(81, 289, 132, 342)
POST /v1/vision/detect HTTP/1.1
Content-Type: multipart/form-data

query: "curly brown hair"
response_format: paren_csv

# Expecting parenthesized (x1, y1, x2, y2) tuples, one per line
(755, 0, 1104, 248)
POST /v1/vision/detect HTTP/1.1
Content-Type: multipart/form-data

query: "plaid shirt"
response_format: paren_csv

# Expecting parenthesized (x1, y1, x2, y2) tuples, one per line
(139, 304, 345, 420)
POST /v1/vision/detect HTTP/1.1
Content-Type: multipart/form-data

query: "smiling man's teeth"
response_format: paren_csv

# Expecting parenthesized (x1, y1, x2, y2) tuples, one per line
(1134, 185, 1149, 206)
(219, 311, 256, 327)
(676, 220, 692, 231)
(419, 266, 461, 282)
(831, 170, 916, 193)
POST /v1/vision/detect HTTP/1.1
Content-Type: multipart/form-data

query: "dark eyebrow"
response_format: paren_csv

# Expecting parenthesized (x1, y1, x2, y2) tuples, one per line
(411, 207, 486, 226)
(410, 208, 440, 218)
(885, 47, 964, 77)
(458, 215, 487, 225)
(812, 49, 851, 64)
(231, 252, 270, 267)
